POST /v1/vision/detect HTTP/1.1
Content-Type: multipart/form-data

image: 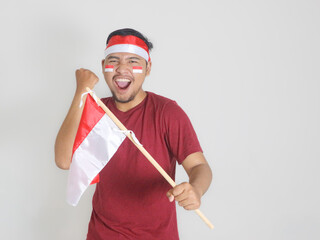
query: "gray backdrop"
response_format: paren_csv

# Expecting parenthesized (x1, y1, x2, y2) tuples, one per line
(1, 0, 319, 239)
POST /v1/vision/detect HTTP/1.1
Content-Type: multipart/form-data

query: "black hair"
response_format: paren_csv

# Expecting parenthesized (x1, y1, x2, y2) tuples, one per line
(106, 28, 153, 52)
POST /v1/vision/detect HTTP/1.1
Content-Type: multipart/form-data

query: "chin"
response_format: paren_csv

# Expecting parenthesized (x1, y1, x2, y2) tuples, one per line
(112, 92, 135, 103)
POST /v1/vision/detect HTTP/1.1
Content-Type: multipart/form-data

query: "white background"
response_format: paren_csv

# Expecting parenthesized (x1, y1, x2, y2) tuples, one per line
(1, 0, 319, 239)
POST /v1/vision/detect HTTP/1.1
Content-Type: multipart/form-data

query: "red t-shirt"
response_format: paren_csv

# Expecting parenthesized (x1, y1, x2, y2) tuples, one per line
(87, 92, 202, 240)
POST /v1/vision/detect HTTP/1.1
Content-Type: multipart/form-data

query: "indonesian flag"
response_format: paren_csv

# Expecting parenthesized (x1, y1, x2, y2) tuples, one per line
(132, 66, 143, 73)
(105, 65, 114, 72)
(66, 94, 126, 206)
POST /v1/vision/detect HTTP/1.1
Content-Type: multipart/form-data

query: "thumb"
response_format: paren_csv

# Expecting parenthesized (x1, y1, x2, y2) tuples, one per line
(166, 190, 175, 202)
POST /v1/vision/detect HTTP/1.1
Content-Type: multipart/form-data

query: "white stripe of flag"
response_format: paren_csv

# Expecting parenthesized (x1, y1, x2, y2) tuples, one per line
(66, 95, 126, 206)
(105, 65, 114, 72)
(133, 66, 143, 73)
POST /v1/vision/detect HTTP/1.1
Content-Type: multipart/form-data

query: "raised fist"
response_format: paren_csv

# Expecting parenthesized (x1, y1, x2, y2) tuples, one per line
(75, 68, 99, 91)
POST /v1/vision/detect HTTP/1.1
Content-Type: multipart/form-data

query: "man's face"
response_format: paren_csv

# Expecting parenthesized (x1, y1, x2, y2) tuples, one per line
(102, 52, 151, 104)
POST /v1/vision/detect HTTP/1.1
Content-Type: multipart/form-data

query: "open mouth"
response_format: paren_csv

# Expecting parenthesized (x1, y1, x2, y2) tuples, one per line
(115, 79, 131, 90)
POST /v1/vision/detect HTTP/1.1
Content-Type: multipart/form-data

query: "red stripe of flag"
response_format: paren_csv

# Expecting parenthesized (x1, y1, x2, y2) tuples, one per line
(133, 66, 143, 70)
(72, 95, 105, 154)
(72, 95, 105, 184)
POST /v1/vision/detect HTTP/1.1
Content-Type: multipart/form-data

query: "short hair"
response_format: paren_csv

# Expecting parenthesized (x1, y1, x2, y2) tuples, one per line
(106, 28, 153, 52)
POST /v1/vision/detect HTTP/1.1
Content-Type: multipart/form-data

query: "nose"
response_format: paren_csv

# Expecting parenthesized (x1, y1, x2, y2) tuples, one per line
(115, 62, 130, 75)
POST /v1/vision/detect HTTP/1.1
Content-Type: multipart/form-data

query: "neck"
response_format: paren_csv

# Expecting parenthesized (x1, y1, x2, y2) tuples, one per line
(114, 90, 147, 112)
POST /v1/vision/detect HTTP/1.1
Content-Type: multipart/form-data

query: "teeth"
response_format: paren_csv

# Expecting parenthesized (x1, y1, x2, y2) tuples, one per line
(116, 79, 131, 82)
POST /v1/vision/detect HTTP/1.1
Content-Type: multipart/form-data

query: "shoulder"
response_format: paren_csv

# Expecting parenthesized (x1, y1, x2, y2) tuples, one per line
(147, 92, 174, 105)
(146, 92, 182, 113)
(147, 92, 190, 127)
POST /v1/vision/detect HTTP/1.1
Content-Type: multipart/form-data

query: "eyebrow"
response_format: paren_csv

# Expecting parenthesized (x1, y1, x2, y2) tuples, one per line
(128, 57, 141, 60)
(106, 56, 143, 61)
(106, 56, 120, 60)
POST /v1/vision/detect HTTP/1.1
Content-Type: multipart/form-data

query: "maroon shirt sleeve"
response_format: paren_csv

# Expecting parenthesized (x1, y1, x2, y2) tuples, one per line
(162, 101, 203, 165)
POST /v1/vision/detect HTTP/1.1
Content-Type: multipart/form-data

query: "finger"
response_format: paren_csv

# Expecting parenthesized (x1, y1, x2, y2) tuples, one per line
(175, 186, 199, 202)
(172, 184, 187, 197)
(174, 191, 188, 202)
(177, 198, 190, 208)
(178, 198, 200, 209)
(166, 190, 175, 202)
(183, 203, 199, 211)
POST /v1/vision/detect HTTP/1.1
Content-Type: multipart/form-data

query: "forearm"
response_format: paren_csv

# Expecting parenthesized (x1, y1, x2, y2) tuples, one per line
(55, 69, 99, 169)
(54, 89, 85, 169)
(188, 163, 212, 197)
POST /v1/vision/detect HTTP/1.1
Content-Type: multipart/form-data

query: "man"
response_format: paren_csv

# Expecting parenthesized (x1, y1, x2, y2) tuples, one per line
(55, 28, 212, 239)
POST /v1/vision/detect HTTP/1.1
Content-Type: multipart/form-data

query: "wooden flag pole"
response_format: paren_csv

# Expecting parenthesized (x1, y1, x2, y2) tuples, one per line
(86, 87, 214, 229)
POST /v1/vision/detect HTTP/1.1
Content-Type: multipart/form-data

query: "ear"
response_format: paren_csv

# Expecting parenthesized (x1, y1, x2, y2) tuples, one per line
(101, 59, 105, 73)
(146, 61, 152, 76)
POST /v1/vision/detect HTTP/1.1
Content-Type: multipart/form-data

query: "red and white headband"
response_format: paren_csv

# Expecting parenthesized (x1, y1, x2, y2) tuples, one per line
(104, 35, 150, 62)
